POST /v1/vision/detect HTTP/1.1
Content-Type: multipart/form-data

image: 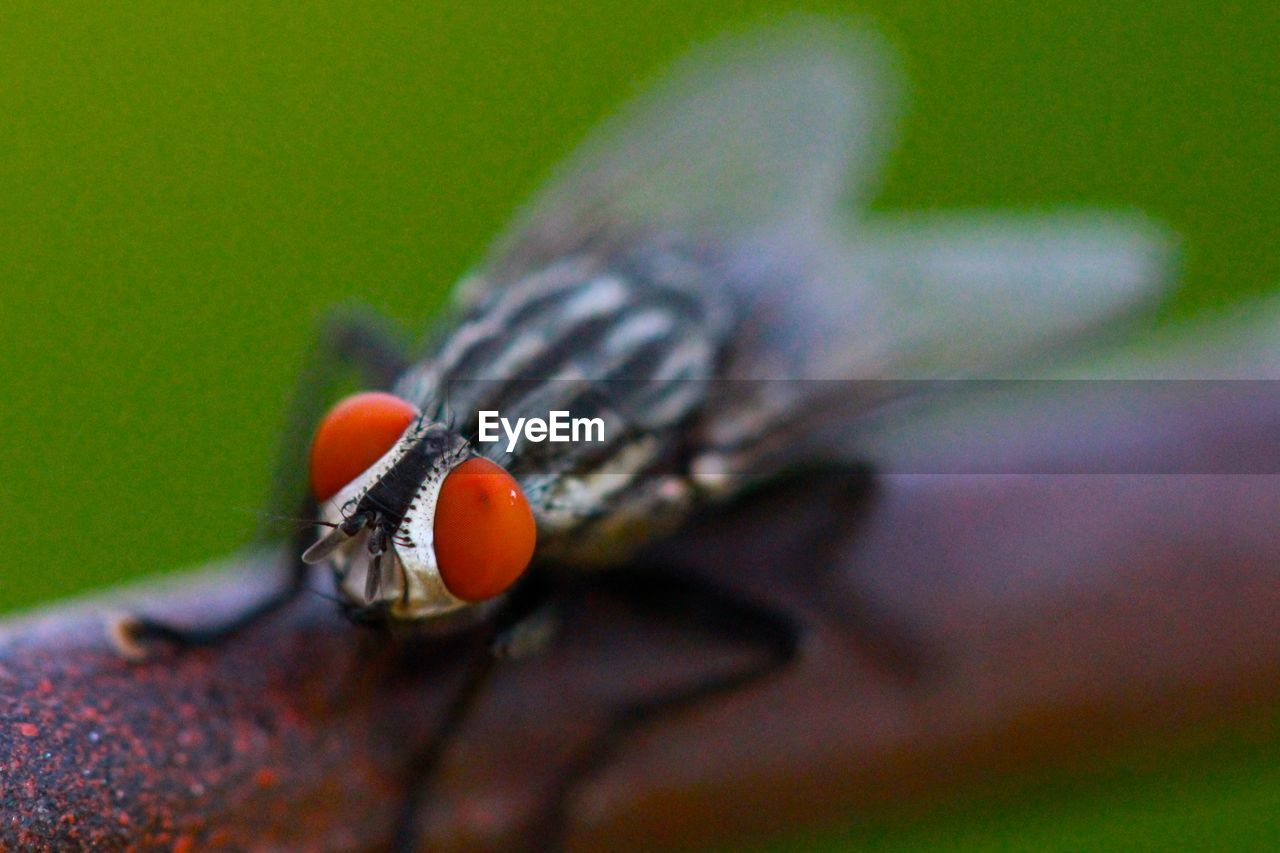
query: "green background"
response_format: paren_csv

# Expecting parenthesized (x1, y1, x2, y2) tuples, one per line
(1, 2, 1278, 849)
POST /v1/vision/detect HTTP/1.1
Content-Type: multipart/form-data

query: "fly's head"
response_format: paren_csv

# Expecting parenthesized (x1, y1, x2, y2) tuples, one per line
(302, 392, 537, 623)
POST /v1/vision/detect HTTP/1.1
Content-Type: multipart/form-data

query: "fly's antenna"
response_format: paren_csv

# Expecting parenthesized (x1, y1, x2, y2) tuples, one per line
(261, 512, 340, 532)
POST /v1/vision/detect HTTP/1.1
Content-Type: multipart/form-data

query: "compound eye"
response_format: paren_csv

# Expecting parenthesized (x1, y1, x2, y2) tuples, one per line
(433, 457, 537, 602)
(309, 392, 420, 502)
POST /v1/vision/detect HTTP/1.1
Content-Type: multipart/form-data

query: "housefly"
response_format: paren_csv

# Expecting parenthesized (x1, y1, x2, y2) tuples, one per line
(123, 19, 1171, 848)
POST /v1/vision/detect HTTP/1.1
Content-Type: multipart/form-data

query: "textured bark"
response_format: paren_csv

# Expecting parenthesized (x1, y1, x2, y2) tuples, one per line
(1, 381, 1278, 851)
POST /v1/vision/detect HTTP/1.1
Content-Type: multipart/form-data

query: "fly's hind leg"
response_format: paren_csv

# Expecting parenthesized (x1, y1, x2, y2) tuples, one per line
(113, 310, 411, 655)
(725, 463, 931, 680)
(525, 564, 801, 851)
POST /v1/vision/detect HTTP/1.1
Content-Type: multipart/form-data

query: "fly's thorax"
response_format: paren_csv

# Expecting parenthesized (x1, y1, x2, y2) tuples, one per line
(395, 241, 734, 448)
(384, 246, 736, 546)
(536, 468, 697, 567)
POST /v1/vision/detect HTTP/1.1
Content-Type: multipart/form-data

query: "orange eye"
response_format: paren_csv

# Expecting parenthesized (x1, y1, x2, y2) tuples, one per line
(433, 457, 537, 602)
(309, 392, 420, 502)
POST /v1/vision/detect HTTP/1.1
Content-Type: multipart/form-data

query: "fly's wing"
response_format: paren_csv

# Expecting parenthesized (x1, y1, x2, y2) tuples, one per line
(464, 19, 1176, 483)
(854, 293, 1280, 476)
(476, 19, 897, 286)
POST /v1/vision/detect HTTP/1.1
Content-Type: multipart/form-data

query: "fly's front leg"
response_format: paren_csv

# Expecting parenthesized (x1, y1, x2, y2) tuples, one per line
(113, 310, 410, 655)
(114, 514, 317, 652)
(392, 573, 563, 852)
(526, 564, 801, 851)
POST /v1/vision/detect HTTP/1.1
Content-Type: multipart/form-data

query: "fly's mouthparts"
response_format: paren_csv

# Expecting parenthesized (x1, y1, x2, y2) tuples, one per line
(364, 525, 393, 600)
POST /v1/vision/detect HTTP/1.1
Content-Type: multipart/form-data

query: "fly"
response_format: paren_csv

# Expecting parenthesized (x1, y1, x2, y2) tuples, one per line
(119, 18, 1172, 848)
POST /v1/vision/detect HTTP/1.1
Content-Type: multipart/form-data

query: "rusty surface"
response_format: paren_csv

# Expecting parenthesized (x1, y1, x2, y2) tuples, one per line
(1, 381, 1279, 850)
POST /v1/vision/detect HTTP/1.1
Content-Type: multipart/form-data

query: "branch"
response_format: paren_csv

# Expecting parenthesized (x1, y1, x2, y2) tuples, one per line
(2, 381, 1279, 849)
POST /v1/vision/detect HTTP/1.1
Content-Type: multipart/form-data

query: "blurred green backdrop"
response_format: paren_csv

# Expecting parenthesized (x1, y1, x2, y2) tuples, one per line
(1, 1, 1278, 849)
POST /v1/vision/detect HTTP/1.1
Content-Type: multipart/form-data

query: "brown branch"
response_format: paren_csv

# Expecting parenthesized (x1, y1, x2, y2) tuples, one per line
(2, 380, 1279, 850)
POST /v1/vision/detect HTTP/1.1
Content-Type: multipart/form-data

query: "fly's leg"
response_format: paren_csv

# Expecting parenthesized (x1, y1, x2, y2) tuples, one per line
(113, 311, 410, 653)
(391, 573, 562, 852)
(526, 564, 801, 851)
(697, 461, 927, 679)
(262, 308, 411, 535)
(116, 512, 317, 649)
(390, 644, 500, 853)
(756, 464, 931, 679)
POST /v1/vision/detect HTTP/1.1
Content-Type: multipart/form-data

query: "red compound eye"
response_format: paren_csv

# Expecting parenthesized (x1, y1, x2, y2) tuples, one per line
(309, 392, 420, 502)
(433, 457, 536, 602)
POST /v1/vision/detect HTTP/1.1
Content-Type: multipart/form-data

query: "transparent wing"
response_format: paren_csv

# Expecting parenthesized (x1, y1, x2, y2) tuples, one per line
(852, 293, 1280, 475)
(805, 210, 1175, 381)
(461, 19, 1175, 471)
(697, 210, 1174, 464)
(475, 18, 899, 285)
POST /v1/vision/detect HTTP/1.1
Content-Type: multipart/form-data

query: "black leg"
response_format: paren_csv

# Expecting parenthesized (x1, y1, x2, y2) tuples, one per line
(525, 564, 802, 851)
(391, 639, 500, 853)
(391, 573, 562, 852)
(120, 506, 316, 649)
(714, 464, 930, 680)
(259, 309, 411, 544)
(320, 307, 412, 389)
(786, 467, 930, 680)
(119, 311, 410, 654)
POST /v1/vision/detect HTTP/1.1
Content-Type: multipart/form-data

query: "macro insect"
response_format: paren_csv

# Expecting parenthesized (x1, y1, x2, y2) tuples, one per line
(123, 20, 1169, 848)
